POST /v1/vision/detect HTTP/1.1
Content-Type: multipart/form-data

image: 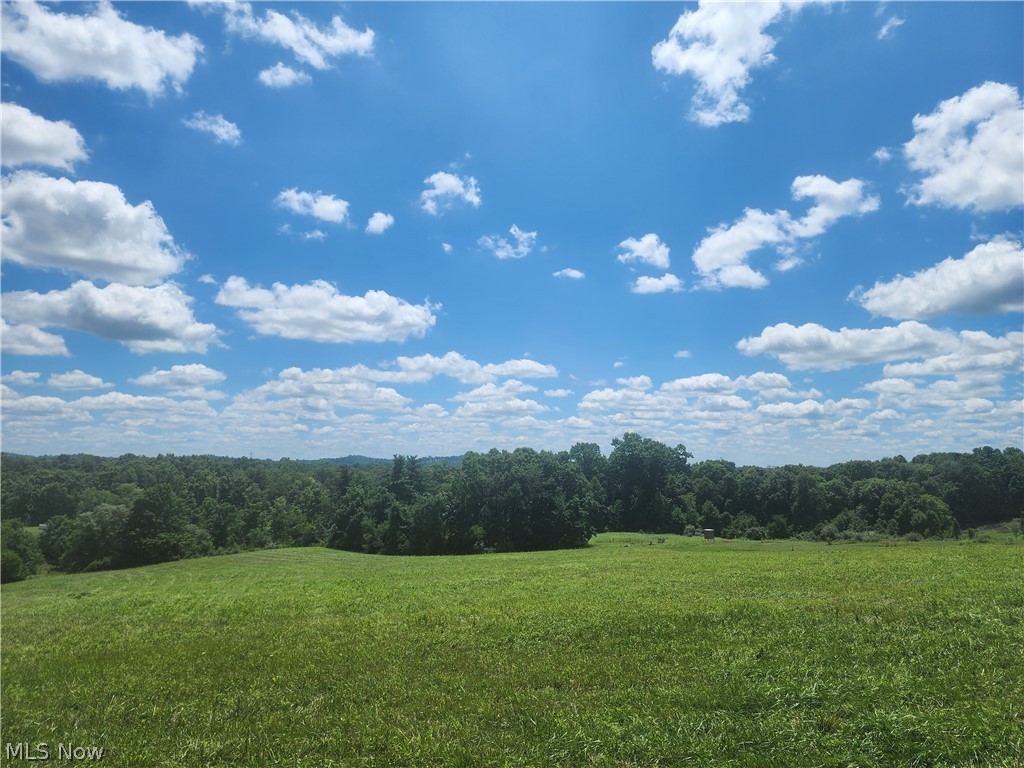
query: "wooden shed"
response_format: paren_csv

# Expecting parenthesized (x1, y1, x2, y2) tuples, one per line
(702, 528, 715, 540)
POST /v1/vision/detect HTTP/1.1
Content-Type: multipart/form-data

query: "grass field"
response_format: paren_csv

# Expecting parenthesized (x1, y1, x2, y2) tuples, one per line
(2, 534, 1022, 767)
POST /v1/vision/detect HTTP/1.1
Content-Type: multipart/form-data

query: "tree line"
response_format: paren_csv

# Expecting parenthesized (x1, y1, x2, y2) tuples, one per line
(2, 434, 1022, 581)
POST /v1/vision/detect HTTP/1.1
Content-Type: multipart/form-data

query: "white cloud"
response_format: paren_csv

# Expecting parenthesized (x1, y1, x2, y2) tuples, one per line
(1, 103, 88, 171)
(617, 233, 671, 269)
(757, 400, 825, 419)
(182, 111, 242, 146)
(249, 352, 557, 392)
(877, 16, 905, 40)
(1, 172, 189, 284)
(47, 370, 113, 391)
(873, 147, 893, 163)
(674, 350, 692, 359)
(483, 359, 558, 379)
(215, 276, 438, 343)
(856, 237, 1024, 319)
(651, 1, 822, 126)
(0, 320, 69, 357)
(2, 281, 220, 354)
(478, 225, 537, 259)
(617, 375, 653, 390)
(544, 389, 573, 397)
(903, 81, 1024, 211)
(0, 0, 201, 96)
(224, 3, 374, 70)
(275, 188, 349, 223)
(420, 172, 481, 215)
(1, 371, 41, 387)
(365, 212, 394, 235)
(553, 268, 585, 280)
(236, 371, 410, 415)
(451, 380, 548, 419)
(452, 380, 538, 402)
(258, 62, 311, 88)
(383, 352, 556, 385)
(441, 243, 453, 254)
(277, 223, 327, 241)
(774, 255, 802, 272)
(738, 321, 955, 370)
(882, 331, 1023, 377)
(738, 321, 1023, 375)
(198, 274, 217, 285)
(131, 363, 227, 399)
(693, 175, 879, 289)
(631, 274, 683, 294)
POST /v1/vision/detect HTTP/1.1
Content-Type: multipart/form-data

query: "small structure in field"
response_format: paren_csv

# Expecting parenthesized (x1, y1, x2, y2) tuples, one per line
(702, 528, 715, 540)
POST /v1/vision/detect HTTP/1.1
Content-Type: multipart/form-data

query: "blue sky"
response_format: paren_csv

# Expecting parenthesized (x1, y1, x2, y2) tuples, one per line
(1, 1, 1022, 465)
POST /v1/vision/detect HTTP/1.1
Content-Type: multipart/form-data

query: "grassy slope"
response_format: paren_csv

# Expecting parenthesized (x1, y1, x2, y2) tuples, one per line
(2, 535, 1022, 767)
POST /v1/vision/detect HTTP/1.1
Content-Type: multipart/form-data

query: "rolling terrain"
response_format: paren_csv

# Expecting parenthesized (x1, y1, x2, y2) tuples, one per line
(2, 534, 1022, 767)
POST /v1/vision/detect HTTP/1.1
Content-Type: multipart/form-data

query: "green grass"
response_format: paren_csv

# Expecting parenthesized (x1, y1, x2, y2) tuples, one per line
(3, 534, 1022, 767)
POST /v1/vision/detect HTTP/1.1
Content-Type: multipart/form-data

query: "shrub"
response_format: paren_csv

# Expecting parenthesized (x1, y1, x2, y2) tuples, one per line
(1, 549, 28, 583)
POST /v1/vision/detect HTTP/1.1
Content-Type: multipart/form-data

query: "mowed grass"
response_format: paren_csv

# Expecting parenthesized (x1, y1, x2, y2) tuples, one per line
(2, 535, 1022, 767)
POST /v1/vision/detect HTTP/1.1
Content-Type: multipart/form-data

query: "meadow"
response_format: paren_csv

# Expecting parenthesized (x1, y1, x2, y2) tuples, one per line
(2, 534, 1022, 767)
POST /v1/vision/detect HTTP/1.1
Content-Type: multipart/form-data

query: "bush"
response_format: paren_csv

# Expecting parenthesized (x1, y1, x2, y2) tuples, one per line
(903, 532, 924, 542)
(814, 524, 839, 543)
(1, 549, 28, 583)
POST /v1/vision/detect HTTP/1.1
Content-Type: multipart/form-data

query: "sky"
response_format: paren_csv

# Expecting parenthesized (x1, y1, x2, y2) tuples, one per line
(1, 1, 1022, 466)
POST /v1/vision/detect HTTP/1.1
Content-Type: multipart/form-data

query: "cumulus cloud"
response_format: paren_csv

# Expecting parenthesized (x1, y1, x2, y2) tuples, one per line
(450, 380, 548, 419)
(258, 62, 311, 88)
(1, 172, 188, 284)
(873, 147, 893, 163)
(631, 274, 683, 294)
(215, 276, 438, 343)
(365, 212, 394, 234)
(478, 225, 537, 259)
(420, 172, 481, 215)
(856, 237, 1024, 319)
(483, 359, 558, 379)
(0, 0, 202, 96)
(238, 370, 410, 415)
(1, 103, 88, 171)
(903, 82, 1024, 211)
(1, 370, 41, 387)
(544, 389, 573, 397)
(246, 354, 558, 399)
(130, 363, 227, 399)
(693, 175, 879, 289)
(734, 320, 1010, 371)
(757, 400, 825, 419)
(47, 370, 113, 391)
(275, 188, 349, 223)
(182, 111, 242, 145)
(224, 2, 373, 70)
(553, 268, 585, 280)
(651, 1, 822, 126)
(617, 233, 671, 269)
(0, 320, 69, 357)
(882, 331, 1023, 378)
(441, 243, 453, 254)
(2, 281, 220, 354)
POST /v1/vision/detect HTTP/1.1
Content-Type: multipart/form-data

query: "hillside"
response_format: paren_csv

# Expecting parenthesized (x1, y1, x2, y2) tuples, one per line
(2, 535, 1022, 767)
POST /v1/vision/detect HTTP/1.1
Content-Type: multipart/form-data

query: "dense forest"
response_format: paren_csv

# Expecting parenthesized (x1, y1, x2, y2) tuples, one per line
(2, 434, 1022, 581)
